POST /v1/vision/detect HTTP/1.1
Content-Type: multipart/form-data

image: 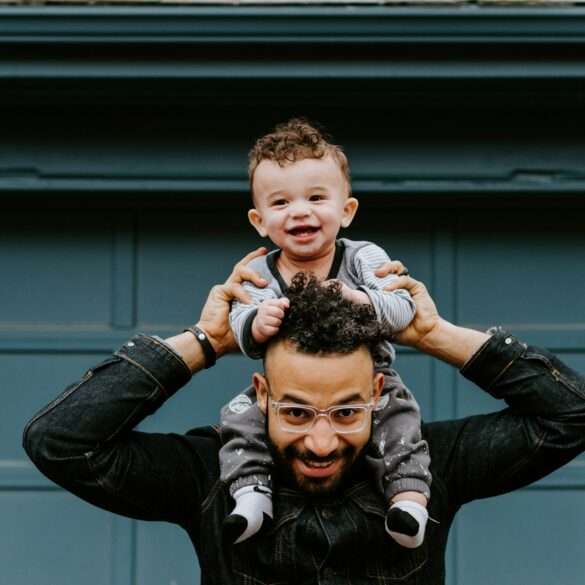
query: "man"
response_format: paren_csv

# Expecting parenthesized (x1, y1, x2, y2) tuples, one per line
(23, 249, 585, 584)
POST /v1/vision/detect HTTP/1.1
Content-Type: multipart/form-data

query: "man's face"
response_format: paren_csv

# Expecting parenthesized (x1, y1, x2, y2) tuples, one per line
(254, 340, 384, 494)
(247, 156, 358, 262)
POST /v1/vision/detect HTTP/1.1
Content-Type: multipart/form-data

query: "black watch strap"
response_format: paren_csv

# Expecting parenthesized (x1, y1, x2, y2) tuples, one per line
(184, 325, 217, 369)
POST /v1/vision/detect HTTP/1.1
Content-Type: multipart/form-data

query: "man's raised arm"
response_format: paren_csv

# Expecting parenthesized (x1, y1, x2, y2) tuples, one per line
(22, 248, 267, 525)
(382, 270, 585, 503)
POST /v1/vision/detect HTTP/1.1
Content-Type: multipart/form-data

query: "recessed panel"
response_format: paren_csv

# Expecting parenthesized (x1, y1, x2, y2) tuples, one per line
(136, 522, 199, 585)
(456, 490, 585, 585)
(0, 212, 112, 326)
(0, 490, 131, 585)
(455, 208, 585, 327)
(136, 209, 261, 327)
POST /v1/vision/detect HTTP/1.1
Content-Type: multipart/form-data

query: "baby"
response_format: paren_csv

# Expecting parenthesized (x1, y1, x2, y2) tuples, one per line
(220, 118, 430, 549)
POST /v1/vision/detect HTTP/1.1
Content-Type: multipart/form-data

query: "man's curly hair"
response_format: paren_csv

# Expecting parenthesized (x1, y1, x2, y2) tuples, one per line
(275, 272, 391, 362)
(248, 118, 351, 198)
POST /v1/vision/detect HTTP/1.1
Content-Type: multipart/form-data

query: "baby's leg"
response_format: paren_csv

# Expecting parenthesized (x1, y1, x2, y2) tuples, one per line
(367, 369, 432, 548)
(219, 386, 274, 543)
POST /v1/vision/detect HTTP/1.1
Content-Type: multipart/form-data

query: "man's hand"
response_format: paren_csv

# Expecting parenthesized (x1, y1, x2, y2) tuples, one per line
(383, 275, 440, 348)
(374, 257, 441, 350)
(196, 247, 268, 357)
(251, 298, 290, 344)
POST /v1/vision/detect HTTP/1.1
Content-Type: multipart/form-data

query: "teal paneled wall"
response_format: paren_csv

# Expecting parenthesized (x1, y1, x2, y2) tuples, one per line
(3, 203, 584, 584)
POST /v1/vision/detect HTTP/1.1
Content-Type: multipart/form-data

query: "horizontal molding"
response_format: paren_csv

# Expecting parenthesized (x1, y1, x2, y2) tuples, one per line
(4, 178, 585, 195)
(2, 6, 585, 45)
(4, 59, 585, 82)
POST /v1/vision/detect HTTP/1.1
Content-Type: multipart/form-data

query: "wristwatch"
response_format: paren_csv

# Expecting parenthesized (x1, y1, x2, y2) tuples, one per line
(184, 325, 217, 368)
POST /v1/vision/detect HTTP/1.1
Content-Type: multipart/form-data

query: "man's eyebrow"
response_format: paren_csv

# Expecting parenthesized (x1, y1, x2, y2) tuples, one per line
(280, 393, 311, 404)
(335, 393, 368, 404)
(279, 392, 367, 405)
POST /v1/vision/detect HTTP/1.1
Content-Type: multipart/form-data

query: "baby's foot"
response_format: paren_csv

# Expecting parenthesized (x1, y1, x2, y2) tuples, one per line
(385, 500, 428, 549)
(223, 485, 273, 544)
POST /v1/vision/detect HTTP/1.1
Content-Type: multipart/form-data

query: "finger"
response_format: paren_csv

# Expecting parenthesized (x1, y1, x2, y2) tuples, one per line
(383, 275, 417, 293)
(265, 306, 286, 320)
(262, 315, 283, 328)
(234, 247, 268, 269)
(235, 264, 268, 288)
(375, 260, 406, 277)
(262, 325, 281, 336)
(225, 282, 253, 304)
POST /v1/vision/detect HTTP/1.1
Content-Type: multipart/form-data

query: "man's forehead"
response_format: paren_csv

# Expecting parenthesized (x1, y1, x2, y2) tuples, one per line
(264, 340, 374, 405)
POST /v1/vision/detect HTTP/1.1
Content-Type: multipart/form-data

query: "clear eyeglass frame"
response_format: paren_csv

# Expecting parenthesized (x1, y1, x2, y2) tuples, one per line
(268, 397, 375, 434)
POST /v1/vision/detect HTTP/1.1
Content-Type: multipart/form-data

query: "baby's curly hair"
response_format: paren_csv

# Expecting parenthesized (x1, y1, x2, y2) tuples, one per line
(275, 272, 391, 362)
(248, 118, 351, 198)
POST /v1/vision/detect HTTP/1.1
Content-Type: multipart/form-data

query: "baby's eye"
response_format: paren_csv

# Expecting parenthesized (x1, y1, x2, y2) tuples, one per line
(309, 194, 325, 202)
(271, 199, 288, 207)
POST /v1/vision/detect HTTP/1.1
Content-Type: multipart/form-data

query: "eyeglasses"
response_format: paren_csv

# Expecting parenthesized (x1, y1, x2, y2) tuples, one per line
(269, 397, 375, 434)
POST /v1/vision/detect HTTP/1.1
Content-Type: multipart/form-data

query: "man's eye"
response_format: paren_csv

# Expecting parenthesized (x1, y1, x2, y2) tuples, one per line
(333, 407, 357, 419)
(281, 407, 311, 420)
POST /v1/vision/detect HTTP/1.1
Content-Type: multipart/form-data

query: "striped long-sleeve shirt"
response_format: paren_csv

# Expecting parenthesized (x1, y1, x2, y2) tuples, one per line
(229, 238, 415, 363)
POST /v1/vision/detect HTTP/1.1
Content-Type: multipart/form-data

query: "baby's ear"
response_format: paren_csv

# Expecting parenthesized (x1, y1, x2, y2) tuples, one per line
(341, 196, 359, 228)
(248, 208, 268, 237)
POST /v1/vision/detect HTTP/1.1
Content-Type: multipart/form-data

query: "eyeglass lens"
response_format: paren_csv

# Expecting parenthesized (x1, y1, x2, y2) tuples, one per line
(277, 404, 369, 433)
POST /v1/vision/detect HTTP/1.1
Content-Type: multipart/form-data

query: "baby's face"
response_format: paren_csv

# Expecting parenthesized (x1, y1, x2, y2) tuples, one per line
(248, 155, 358, 261)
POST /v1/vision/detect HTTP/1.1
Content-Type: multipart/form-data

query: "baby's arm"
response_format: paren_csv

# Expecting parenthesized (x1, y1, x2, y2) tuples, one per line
(353, 244, 416, 332)
(230, 283, 283, 358)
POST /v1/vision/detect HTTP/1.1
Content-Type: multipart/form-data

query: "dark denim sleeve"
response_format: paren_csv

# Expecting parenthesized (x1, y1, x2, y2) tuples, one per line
(23, 334, 217, 529)
(434, 328, 585, 506)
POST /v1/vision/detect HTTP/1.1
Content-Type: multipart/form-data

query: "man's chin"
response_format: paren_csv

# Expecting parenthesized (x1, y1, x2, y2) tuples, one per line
(291, 458, 347, 494)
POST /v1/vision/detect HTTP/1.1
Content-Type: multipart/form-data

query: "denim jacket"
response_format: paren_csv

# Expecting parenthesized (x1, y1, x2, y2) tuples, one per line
(23, 329, 585, 585)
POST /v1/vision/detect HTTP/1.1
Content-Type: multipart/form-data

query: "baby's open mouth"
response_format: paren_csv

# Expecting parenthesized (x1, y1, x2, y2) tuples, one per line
(288, 226, 319, 236)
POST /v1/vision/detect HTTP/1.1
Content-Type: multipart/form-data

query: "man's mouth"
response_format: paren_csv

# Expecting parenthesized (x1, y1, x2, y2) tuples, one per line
(296, 456, 341, 478)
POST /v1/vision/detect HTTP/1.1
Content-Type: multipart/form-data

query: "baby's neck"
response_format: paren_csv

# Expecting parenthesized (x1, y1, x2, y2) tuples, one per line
(277, 246, 337, 284)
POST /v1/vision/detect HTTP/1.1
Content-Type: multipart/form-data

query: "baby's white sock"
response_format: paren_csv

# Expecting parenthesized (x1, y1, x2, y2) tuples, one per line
(385, 500, 428, 549)
(225, 485, 273, 544)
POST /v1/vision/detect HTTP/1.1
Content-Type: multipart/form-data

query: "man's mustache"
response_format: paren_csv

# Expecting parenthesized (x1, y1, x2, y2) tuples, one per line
(285, 444, 354, 464)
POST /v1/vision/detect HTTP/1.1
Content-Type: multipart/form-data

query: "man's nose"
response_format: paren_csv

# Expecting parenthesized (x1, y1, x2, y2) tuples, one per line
(303, 417, 339, 457)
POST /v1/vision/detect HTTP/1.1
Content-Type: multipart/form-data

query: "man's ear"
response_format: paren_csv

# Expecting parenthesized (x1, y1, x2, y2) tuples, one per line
(341, 196, 359, 228)
(372, 371, 385, 404)
(248, 208, 267, 238)
(253, 372, 269, 414)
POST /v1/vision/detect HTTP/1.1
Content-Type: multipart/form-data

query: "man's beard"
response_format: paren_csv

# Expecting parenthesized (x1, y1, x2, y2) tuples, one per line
(268, 437, 363, 495)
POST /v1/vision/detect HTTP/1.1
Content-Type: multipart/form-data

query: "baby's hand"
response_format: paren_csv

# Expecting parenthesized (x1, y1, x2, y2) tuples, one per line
(251, 298, 290, 344)
(334, 281, 371, 305)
